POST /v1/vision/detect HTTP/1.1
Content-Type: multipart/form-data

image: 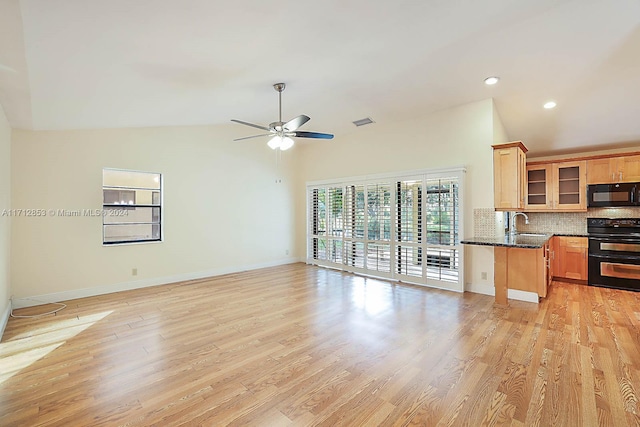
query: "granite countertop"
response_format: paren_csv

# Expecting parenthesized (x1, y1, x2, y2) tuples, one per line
(461, 232, 589, 248)
(461, 234, 552, 248)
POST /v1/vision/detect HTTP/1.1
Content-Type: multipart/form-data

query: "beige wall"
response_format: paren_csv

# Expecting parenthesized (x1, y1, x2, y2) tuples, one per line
(294, 98, 501, 290)
(10, 98, 506, 303)
(492, 101, 509, 145)
(0, 105, 11, 322)
(11, 125, 297, 300)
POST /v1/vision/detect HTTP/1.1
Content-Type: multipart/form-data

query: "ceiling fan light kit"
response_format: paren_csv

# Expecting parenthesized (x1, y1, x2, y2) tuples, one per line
(232, 83, 334, 150)
(268, 135, 294, 150)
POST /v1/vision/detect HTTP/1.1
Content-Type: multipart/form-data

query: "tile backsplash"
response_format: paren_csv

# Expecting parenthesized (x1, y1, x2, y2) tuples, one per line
(472, 208, 501, 237)
(473, 207, 640, 237)
(516, 212, 587, 234)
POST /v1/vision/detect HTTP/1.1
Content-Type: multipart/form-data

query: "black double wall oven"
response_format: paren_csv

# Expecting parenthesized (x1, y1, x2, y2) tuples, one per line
(588, 218, 640, 291)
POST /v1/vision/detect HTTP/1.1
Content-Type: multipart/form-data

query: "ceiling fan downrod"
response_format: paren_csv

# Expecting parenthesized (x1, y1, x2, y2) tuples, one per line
(274, 82, 285, 129)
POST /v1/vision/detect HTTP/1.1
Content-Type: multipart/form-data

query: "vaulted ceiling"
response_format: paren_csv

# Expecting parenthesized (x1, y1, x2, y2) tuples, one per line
(1, 0, 639, 155)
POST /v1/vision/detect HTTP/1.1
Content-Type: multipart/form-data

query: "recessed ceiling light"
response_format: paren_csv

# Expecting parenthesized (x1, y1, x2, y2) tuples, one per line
(484, 76, 499, 85)
(543, 101, 557, 109)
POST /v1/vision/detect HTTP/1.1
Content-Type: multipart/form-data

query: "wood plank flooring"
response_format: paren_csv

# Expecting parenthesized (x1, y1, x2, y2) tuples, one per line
(1, 263, 640, 426)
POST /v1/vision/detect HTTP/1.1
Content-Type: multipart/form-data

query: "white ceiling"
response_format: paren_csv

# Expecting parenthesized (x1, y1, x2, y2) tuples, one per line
(1, 0, 639, 155)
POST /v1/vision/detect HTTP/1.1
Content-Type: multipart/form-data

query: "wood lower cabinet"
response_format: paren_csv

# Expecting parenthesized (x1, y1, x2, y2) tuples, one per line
(551, 237, 560, 279)
(551, 236, 588, 282)
(494, 244, 549, 304)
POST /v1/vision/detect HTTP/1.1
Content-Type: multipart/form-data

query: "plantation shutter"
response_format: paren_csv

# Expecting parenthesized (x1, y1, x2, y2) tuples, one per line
(307, 168, 464, 291)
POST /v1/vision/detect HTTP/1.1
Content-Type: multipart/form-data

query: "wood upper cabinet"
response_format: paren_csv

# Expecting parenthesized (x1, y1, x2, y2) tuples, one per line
(587, 154, 640, 184)
(525, 160, 587, 211)
(587, 158, 615, 184)
(553, 161, 587, 211)
(493, 141, 527, 211)
(553, 236, 588, 282)
(525, 164, 552, 210)
(619, 154, 640, 182)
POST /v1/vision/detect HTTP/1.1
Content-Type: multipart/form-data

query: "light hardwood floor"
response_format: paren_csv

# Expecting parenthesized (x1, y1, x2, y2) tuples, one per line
(1, 263, 640, 426)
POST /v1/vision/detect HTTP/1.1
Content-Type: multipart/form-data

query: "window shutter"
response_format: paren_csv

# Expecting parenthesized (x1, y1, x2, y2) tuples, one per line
(425, 177, 460, 282)
(366, 183, 391, 273)
(344, 185, 365, 268)
(396, 180, 422, 277)
(307, 169, 463, 290)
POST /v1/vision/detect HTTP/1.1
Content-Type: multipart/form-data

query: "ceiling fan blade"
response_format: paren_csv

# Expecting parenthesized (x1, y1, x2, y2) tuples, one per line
(292, 131, 334, 140)
(233, 133, 273, 141)
(283, 115, 311, 131)
(231, 119, 271, 131)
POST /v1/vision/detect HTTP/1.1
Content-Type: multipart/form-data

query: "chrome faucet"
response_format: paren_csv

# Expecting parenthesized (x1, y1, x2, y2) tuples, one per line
(510, 212, 530, 237)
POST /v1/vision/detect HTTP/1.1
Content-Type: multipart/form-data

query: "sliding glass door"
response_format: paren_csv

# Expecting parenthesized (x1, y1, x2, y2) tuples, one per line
(308, 168, 464, 292)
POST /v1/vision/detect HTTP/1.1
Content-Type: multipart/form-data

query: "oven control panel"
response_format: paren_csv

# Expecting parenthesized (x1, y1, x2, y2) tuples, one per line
(588, 218, 640, 227)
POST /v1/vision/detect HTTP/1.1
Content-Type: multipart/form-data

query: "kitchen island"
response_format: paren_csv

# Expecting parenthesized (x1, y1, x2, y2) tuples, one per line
(462, 234, 552, 304)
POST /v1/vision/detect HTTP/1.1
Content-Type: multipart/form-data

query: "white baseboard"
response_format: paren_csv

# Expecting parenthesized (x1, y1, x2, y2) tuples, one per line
(465, 282, 539, 304)
(507, 289, 540, 304)
(464, 282, 495, 296)
(0, 299, 11, 340)
(11, 257, 301, 309)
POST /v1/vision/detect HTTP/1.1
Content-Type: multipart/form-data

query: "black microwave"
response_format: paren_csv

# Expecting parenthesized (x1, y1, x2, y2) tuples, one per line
(587, 183, 638, 207)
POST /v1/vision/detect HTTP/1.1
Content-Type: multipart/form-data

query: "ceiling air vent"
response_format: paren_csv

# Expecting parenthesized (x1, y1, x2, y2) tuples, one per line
(352, 117, 375, 127)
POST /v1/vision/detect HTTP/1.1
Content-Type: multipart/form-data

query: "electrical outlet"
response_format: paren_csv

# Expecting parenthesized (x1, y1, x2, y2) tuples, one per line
(132, 268, 138, 276)
(481, 272, 488, 280)
(285, 249, 289, 256)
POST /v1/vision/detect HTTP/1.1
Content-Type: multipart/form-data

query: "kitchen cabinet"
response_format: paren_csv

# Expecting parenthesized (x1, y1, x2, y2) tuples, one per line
(494, 244, 549, 304)
(525, 164, 552, 210)
(493, 141, 527, 211)
(525, 160, 587, 211)
(545, 241, 553, 287)
(552, 236, 588, 282)
(550, 236, 560, 279)
(587, 154, 640, 184)
(619, 155, 640, 182)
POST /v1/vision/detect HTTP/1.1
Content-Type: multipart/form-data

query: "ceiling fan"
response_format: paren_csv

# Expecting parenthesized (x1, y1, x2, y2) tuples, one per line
(231, 83, 334, 151)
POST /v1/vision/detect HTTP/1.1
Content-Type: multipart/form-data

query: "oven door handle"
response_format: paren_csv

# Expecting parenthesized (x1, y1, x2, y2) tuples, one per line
(588, 253, 640, 261)
(589, 236, 640, 242)
(600, 262, 640, 280)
